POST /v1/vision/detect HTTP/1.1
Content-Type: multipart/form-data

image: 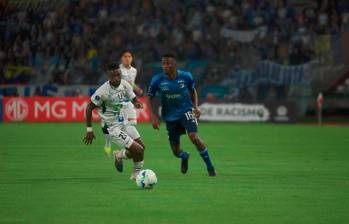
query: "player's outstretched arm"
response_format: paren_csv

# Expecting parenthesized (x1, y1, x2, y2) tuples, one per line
(131, 97, 143, 109)
(133, 84, 143, 96)
(83, 101, 97, 145)
(147, 97, 160, 130)
(190, 88, 201, 118)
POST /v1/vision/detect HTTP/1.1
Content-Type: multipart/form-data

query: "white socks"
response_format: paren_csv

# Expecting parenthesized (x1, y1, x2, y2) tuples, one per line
(133, 161, 144, 171)
(121, 149, 129, 159)
(104, 134, 111, 148)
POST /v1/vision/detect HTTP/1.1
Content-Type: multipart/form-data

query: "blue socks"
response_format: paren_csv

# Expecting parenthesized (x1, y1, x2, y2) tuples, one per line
(176, 149, 214, 170)
(199, 148, 214, 170)
(176, 151, 189, 160)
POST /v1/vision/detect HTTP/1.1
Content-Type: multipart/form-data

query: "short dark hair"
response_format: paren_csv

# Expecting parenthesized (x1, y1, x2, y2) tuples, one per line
(107, 62, 119, 71)
(162, 53, 176, 59)
(120, 50, 132, 58)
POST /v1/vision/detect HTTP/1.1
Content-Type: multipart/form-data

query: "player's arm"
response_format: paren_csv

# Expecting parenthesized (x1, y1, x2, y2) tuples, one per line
(124, 80, 143, 109)
(147, 96, 160, 130)
(133, 70, 143, 95)
(132, 83, 144, 96)
(126, 80, 143, 95)
(187, 72, 201, 118)
(147, 77, 160, 130)
(127, 71, 143, 95)
(131, 97, 143, 109)
(189, 88, 201, 118)
(83, 101, 97, 145)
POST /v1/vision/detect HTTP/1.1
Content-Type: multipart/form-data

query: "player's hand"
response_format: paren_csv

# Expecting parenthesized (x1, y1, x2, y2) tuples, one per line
(134, 102, 143, 109)
(151, 116, 160, 130)
(83, 131, 95, 145)
(193, 107, 201, 118)
(134, 85, 143, 96)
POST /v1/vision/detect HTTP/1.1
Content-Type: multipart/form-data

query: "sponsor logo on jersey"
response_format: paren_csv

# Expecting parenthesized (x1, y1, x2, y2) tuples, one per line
(165, 94, 181, 99)
(178, 80, 185, 88)
(160, 83, 170, 91)
(111, 91, 126, 100)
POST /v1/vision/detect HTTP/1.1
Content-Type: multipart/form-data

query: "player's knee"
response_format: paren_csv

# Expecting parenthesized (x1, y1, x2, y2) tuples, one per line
(188, 133, 199, 143)
(135, 142, 144, 154)
(136, 139, 146, 150)
(139, 141, 145, 151)
(129, 144, 143, 157)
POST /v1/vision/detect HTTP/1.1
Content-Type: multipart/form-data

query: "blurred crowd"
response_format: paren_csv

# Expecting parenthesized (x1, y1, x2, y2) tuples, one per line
(1, 0, 349, 88)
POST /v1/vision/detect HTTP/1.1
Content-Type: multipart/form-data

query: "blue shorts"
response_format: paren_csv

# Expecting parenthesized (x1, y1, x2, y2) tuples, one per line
(165, 110, 198, 145)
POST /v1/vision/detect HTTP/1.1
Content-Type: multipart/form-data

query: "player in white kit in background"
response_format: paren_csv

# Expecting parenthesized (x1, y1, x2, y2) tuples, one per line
(83, 63, 146, 180)
(104, 51, 143, 156)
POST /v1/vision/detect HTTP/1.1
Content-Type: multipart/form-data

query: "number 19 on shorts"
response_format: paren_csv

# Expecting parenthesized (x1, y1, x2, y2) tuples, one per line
(185, 111, 197, 125)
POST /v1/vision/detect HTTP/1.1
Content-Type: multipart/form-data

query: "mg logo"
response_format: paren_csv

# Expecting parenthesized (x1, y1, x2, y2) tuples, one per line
(5, 98, 29, 121)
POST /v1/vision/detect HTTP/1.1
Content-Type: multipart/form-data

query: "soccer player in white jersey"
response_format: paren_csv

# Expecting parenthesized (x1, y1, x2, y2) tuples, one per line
(83, 63, 146, 180)
(104, 51, 143, 156)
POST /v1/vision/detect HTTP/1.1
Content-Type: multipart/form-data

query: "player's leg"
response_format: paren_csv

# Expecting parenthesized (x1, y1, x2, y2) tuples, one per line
(113, 139, 144, 173)
(187, 132, 216, 176)
(102, 127, 112, 156)
(170, 143, 190, 174)
(104, 135, 112, 156)
(124, 125, 145, 180)
(182, 111, 216, 176)
(165, 120, 190, 174)
(115, 140, 144, 175)
(113, 105, 139, 176)
(108, 126, 144, 174)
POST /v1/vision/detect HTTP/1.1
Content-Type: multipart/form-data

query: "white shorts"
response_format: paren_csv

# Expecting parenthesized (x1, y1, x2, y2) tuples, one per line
(107, 124, 140, 148)
(124, 125, 140, 140)
(121, 102, 137, 121)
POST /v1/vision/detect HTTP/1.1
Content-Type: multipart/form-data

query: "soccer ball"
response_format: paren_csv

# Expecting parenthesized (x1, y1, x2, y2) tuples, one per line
(136, 169, 157, 189)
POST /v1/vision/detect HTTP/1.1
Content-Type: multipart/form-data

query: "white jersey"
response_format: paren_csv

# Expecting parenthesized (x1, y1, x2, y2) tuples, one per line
(91, 80, 136, 127)
(120, 64, 137, 86)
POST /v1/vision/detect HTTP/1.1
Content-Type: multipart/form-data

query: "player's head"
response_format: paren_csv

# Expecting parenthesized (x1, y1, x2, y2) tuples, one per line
(120, 50, 133, 67)
(162, 53, 176, 75)
(107, 63, 122, 87)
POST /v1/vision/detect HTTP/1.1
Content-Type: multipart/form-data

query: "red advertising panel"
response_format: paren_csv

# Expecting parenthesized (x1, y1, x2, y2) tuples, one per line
(3, 97, 150, 123)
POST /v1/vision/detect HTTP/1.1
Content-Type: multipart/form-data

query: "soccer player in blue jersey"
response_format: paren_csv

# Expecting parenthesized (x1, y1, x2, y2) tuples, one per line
(147, 54, 216, 176)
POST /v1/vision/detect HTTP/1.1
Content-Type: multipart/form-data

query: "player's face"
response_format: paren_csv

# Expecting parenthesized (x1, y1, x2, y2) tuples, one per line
(162, 57, 176, 75)
(108, 69, 122, 87)
(121, 52, 133, 67)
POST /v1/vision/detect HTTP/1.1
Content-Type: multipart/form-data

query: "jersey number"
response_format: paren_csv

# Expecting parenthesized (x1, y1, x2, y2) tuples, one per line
(185, 111, 197, 124)
(118, 132, 127, 140)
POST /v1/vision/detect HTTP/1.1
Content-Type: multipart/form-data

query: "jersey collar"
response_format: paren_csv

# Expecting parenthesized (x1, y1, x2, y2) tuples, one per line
(120, 63, 132, 70)
(108, 81, 119, 90)
(163, 70, 179, 80)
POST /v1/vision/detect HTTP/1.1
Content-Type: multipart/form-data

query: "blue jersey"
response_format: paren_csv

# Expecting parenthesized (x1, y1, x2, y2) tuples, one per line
(147, 70, 195, 121)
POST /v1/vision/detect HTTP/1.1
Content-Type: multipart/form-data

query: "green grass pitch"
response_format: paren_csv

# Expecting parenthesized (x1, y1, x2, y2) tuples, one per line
(0, 123, 348, 224)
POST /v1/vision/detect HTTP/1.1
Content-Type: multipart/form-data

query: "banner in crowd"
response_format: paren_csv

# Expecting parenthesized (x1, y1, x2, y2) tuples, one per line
(220, 27, 262, 43)
(2, 97, 150, 123)
(199, 102, 297, 123)
(232, 60, 318, 88)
